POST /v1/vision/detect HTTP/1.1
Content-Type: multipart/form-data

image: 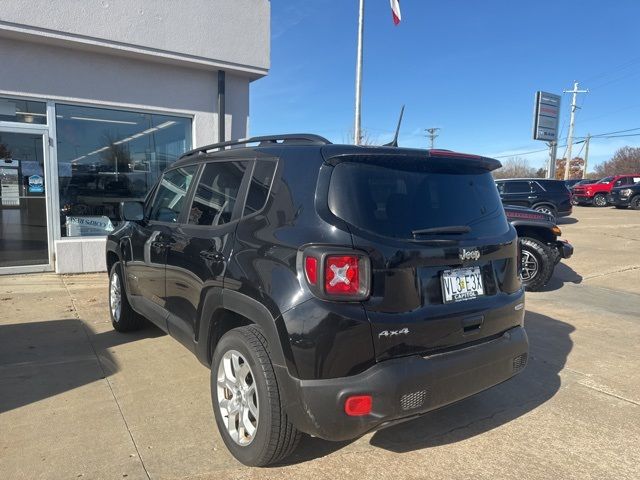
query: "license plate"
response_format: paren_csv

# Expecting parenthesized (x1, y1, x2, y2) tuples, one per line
(441, 266, 485, 303)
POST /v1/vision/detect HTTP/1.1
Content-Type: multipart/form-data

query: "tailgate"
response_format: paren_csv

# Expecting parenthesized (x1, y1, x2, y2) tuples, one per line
(325, 155, 525, 361)
(355, 233, 523, 360)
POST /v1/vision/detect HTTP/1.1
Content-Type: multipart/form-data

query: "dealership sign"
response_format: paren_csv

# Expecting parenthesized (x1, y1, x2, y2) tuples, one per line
(533, 91, 561, 141)
(66, 215, 114, 237)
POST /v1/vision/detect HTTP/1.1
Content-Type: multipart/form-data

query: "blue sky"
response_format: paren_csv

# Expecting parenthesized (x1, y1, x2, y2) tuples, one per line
(250, 0, 640, 171)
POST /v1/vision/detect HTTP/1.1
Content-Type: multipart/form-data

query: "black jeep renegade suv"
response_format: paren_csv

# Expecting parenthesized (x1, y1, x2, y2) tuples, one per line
(106, 135, 528, 466)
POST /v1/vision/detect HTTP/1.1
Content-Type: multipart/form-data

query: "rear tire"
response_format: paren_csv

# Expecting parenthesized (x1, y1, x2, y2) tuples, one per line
(211, 326, 301, 467)
(534, 205, 556, 219)
(630, 195, 640, 210)
(593, 193, 607, 207)
(519, 237, 554, 292)
(109, 262, 145, 332)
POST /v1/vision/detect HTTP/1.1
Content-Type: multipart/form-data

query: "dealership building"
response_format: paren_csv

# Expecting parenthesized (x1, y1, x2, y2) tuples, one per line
(0, 0, 269, 274)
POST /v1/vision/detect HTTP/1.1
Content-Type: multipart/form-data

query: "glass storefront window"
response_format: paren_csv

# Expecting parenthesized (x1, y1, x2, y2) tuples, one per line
(55, 104, 192, 237)
(0, 97, 47, 125)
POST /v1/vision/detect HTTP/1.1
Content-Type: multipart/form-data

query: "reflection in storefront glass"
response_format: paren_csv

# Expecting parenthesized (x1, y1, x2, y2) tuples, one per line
(55, 104, 192, 237)
(0, 97, 47, 125)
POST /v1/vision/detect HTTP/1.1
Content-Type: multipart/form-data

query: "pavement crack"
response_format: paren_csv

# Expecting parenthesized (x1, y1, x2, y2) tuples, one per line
(61, 276, 152, 480)
(575, 378, 640, 407)
(583, 265, 640, 280)
(600, 233, 640, 242)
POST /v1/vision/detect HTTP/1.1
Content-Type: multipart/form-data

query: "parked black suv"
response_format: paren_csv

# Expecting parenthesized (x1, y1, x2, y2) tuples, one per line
(106, 135, 528, 466)
(495, 178, 572, 219)
(607, 181, 640, 209)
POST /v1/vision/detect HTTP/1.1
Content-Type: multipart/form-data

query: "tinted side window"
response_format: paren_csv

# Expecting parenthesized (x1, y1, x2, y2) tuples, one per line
(188, 161, 247, 226)
(538, 181, 567, 193)
(531, 182, 546, 193)
(149, 166, 197, 222)
(504, 181, 531, 194)
(244, 160, 277, 216)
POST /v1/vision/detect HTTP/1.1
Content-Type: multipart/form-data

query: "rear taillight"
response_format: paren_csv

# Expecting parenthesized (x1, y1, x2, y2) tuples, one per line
(301, 248, 370, 301)
(325, 255, 359, 295)
(305, 256, 318, 285)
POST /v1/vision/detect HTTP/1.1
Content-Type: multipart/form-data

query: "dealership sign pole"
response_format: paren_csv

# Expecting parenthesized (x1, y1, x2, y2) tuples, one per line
(532, 91, 561, 178)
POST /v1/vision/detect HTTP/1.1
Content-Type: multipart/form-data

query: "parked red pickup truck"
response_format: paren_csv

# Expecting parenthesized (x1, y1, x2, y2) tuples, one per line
(572, 174, 640, 207)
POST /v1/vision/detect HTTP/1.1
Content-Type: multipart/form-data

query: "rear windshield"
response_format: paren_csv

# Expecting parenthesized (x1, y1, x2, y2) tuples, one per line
(328, 161, 508, 239)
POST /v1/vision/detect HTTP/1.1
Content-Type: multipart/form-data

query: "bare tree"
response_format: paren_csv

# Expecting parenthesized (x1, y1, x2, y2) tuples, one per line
(593, 146, 640, 177)
(344, 128, 379, 146)
(493, 157, 538, 179)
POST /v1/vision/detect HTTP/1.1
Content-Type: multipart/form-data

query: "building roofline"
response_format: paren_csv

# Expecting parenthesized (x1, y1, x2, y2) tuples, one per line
(0, 21, 269, 79)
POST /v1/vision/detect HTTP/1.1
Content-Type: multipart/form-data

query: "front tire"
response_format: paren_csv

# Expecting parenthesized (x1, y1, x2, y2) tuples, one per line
(630, 195, 640, 210)
(109, 262, 145, 332)
(519, 237, 554, 291)
(593, 193, 607, 207)
(211, 326, 301, 466)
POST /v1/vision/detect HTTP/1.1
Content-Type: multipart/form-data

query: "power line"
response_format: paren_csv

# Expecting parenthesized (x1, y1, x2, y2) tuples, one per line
(585, 127, 640, 138)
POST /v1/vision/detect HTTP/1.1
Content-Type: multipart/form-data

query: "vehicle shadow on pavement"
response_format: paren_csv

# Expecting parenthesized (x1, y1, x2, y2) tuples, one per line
(0, 319, 163, 414)
(368, 311, 573, 453)
(557, 217, 578, 225)
(541, 263, 583, 292)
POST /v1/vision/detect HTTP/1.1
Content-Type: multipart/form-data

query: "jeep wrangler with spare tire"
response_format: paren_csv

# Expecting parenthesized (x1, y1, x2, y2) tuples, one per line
(504, 205, 574, 291)
(106, 135, 529, 466)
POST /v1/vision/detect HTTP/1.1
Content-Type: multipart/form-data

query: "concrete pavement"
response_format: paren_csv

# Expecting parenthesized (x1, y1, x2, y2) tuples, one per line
(1, 206, 639, 479)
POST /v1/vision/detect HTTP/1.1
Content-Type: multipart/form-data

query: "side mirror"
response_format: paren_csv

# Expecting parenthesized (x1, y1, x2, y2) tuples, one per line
(120, 201, 144, 221)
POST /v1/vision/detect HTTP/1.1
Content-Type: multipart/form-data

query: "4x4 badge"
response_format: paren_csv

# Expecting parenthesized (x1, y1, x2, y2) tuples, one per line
(459, 248, 481, 262)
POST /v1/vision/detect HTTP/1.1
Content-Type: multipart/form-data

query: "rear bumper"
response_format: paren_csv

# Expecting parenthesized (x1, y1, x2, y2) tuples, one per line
(557, 207, 572, 218)
(572, 195, 593, 204)
(278, 326, 528, 441)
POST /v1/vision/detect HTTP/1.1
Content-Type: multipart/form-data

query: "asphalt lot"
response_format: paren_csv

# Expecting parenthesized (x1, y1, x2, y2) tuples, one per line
(1, 206, 639, 480)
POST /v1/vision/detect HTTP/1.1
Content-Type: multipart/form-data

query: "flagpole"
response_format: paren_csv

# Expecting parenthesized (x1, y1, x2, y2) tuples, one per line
(354, 0, 365, 145)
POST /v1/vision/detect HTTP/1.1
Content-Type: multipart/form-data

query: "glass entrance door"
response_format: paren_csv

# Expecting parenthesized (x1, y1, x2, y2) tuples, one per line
(0, 130, 50, 270)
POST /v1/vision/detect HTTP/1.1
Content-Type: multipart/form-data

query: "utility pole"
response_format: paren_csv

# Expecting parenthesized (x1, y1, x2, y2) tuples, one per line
(562, 81, 589, 180)
(353, 0, 365, 145)
(425, 127, 440, 149)
(546, 141, 558, 178)
(583, 133, 591, 178)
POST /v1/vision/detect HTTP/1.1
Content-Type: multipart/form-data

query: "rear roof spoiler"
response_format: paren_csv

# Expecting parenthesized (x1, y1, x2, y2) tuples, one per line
(321, 146, 502, 172)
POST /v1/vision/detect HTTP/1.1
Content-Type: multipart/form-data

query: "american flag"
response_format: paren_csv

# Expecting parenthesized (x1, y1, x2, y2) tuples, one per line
(390, 0, 402, 25)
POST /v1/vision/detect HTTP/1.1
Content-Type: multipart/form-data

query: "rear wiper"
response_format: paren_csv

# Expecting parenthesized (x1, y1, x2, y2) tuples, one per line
(412, 225, 471, 236)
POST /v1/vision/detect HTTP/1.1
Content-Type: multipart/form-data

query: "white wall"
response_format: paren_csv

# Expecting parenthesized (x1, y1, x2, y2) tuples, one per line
(0, 36, 252, 151)
(0, 0, 270, 75)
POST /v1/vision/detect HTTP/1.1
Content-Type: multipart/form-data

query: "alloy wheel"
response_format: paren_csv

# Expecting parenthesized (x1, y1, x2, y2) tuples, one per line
(521, 250, 539, 281)
(594, 195, 607, 207)
(217, 350, 259, 446)
(535, 206, 553, 216)
(110, 272, 122, 322)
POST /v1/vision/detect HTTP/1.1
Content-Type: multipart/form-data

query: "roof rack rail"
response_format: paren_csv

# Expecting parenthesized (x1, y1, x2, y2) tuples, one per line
(180, 134, 331, 158)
